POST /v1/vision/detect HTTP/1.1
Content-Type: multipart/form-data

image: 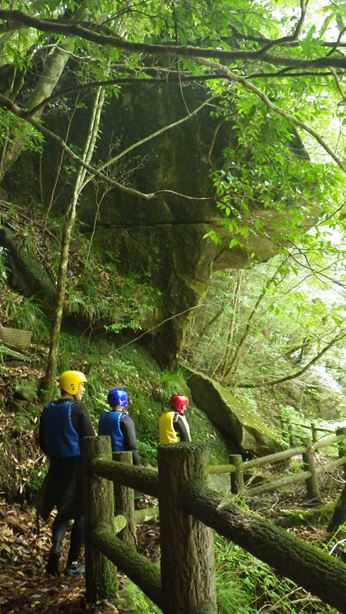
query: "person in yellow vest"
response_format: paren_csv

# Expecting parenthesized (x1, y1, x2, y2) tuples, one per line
(159, 393, 191, 444)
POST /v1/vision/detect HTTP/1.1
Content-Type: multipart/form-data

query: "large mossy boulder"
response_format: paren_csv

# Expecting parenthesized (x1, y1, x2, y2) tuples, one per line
(187, 369, 284, 456)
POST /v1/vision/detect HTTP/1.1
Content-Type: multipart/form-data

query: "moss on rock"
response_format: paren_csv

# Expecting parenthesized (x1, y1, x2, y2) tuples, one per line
(187, 368, 284, 456)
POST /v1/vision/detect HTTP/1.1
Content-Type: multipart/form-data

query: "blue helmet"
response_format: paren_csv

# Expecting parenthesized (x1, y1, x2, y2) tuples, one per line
(107, 387, 128, 408)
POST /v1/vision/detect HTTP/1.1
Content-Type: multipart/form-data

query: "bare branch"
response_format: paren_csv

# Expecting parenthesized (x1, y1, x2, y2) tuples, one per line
(237, 330, 346, 388)
(331, 67, 346, 101)
(29, 67, 338, 118)
(80, 96, 216, 191)
(0, 93, 214, 203)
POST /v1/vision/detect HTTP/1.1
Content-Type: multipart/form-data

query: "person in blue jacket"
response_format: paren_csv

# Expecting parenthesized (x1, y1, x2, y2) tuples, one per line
(98, 387, 140, 466)
(38, 370, 94, 577)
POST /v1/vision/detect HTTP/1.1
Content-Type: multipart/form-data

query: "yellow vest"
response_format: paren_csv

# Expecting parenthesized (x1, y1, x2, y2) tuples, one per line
(159, 411, 180, 444)
(159, 411, 191, 444)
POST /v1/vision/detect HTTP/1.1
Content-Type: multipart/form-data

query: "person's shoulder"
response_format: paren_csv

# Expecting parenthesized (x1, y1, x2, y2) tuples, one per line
(72, 402, 90, 415)
(42, 398, 64, 412)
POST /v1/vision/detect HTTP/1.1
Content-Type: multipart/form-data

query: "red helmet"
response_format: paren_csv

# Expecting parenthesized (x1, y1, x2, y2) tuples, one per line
(170, 393, 189, 413)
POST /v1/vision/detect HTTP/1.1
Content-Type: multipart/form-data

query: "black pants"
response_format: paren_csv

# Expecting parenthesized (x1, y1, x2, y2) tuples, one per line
(51, 514, 84, 564)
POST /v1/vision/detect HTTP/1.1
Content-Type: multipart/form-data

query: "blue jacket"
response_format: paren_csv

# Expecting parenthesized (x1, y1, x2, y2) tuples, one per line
(98, 409, 125, 452)
(41, 400, 80, 458)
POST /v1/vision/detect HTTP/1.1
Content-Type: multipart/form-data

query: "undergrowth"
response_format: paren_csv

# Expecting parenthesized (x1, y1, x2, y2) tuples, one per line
(121, 579, 161, 613)
(214, 536, 338, 613)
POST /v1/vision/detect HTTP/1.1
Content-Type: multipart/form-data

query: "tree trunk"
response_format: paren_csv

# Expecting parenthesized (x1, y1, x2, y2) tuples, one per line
(44, 84, 106, 392)
(328, 429, 346, 533)
(328, 484, 346, 534)
(0, 45, 70, 183)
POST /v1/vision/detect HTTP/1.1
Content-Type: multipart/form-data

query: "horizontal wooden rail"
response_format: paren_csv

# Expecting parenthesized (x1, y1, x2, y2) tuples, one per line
(288, 421, 312, 430)
(134, 506, 159, 523)
(208, 446, 306, 476)
(92, 459, 159, 497)
(114, 514, 127, 533)
(245, 455, 346, 496)
(244, 446, 306, 469)
(288, 421, 333, 434)
(92, 523, 163, 609)
(209, 433, 345, 478)
(312, 433, 344, 452)
(208, 464, 235, 474)
(315, 427, 335, 433)
(84, 439, 346, 613)
(182, 480, 346, 614)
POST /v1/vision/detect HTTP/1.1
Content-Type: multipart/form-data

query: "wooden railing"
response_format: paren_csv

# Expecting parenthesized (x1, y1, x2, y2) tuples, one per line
(83, 436, 346, 614)
(209, 427, 346, 501)
(281, 418, 335, 446)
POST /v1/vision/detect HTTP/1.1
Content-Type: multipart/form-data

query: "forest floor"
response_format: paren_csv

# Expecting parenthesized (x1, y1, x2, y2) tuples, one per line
(0, 472, 344, 613)
(0, 495, 160, 613)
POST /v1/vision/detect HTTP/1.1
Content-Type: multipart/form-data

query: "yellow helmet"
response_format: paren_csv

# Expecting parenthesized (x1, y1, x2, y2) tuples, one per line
(59, 370, 87, 394)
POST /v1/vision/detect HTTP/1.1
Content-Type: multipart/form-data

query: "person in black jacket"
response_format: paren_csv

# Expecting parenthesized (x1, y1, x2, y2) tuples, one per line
(38, 370, 94, 577)
(98, 387, 140, 465)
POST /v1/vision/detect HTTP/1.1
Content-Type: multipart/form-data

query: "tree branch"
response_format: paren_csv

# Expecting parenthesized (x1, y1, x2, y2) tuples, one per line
(1, 9, 346, 70)
(237, 330, 346, 388)
(0, 93, 215, 203)
(255, 0, 308, 55)
(28, 68, 339, 117)
(196, 58, 346, 173)
(80, 96, 216, 191)
(330, 67, 346, 101)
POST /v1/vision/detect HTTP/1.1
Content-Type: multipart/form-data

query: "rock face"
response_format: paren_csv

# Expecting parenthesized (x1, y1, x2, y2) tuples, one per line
(77, 83, 288, 367)
(0, 227, 56, 308)
(187, 369, 284, 456)
(2, 82, 310, 367)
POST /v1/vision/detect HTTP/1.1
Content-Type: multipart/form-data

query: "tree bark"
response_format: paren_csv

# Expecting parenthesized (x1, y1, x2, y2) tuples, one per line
(158, 443, 217, 614)
(0, 45, 70, 183)
(113, 451, 137, 547)
(82, 436, 118, 603)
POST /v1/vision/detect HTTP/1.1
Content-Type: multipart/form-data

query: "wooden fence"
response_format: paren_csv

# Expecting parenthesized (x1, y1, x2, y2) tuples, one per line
(281, 418, 335, 446)
(209, 427, 346, 501)
(83, 436, 346, 614)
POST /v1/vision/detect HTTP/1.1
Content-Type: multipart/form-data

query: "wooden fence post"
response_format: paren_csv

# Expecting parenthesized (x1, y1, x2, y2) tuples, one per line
(83, 435, 118, 603)
(288, 423, 295, 447)
(229, 454, 244, 495)
(311, 422, 318, 444)
(336, 427, 346, 481)
(113, 451, 137, 547)
(158, 443, 217, 614)
(302, 438, 321, 501)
